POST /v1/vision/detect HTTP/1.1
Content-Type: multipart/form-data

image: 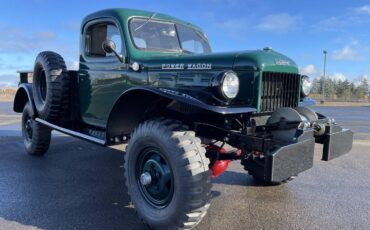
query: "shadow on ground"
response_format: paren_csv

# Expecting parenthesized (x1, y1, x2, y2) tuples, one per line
(0, 135, 254, 230)
(0, 136, 147, 230)
(212, 171, 271, 187)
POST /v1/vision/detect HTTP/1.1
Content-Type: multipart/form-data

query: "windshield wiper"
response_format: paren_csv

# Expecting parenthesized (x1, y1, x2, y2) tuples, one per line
(134, 12, 157, 31)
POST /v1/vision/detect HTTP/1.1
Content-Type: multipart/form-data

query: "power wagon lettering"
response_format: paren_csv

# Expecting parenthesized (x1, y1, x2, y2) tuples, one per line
(161, 63, 212, 70)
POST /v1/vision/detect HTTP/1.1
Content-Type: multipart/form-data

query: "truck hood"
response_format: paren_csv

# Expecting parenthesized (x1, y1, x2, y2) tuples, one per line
(140, 49, 299, 109)
(139, 49, 298, 73)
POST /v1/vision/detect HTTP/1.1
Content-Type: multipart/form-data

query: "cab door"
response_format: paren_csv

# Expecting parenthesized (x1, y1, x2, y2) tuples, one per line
(79, 19, 129, 128)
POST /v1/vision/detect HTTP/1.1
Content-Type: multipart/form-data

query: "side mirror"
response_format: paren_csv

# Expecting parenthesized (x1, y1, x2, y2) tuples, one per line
(102, 40, 124, 63)
(102, 40, 116, 53)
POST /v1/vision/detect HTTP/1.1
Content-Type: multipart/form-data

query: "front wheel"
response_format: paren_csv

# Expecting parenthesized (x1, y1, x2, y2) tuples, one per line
(124, 119, 211, 229)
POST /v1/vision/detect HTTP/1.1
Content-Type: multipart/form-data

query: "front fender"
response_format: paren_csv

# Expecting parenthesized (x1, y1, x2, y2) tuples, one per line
(121, 87, 256, 114)
(13, 83, 35, 114)
(106, 86, 256, 140)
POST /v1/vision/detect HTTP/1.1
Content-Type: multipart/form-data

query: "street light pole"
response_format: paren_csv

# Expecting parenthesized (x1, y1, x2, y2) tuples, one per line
(322, 50, 327, 102)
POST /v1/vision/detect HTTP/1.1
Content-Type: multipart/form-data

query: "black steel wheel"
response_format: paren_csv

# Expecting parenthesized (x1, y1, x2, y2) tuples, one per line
(22, 102, 51, 156)
(124, 118, 211, 229)
(136, 148, 174, 208)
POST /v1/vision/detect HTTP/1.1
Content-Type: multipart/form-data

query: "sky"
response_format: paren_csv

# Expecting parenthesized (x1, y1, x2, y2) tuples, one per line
(0, 0, 370, 86)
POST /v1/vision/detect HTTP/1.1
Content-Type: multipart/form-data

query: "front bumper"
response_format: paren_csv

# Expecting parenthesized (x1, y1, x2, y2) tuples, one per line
(318, 125, 354, 161)
(241, 123, 353, 183)
(195, 106, 354, 183)
(266, 130, 315, 182)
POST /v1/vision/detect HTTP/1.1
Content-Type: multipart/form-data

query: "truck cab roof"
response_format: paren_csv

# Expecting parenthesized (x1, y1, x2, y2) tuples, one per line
(81, 8, 209, 59)
(82, 8, 203, 33)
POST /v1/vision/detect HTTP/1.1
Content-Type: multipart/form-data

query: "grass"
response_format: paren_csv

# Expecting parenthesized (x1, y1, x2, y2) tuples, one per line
(314, 101, 370, 107)
(0, 88, 16, 102)
(0, 95, 15, 102)
(354, 140, 370, 146)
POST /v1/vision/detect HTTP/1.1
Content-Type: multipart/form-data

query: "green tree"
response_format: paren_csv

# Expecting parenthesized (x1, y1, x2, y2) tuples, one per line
(311, 78, 321, 94)
(355, 77, 369, 99)
(361, 77, 369, 96)
(325, 78, 336, 99)
(336, 79, 344, 98)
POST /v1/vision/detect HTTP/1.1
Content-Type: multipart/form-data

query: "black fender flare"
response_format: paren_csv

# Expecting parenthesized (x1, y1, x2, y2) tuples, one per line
(13, 83, 36, 114)
(106, 86, 256, 138)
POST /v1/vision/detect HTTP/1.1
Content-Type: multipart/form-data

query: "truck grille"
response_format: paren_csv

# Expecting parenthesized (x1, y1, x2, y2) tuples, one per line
(260, 72, 300, 112)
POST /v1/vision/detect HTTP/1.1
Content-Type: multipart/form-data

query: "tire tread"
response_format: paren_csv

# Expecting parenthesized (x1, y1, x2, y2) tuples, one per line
(32, 51, 70, 121)
(22, 103, 51, 156)
(125, 118, 211, 229)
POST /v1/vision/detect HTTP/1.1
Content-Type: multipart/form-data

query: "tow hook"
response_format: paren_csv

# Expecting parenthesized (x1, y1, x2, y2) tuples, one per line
(206, 145, 242, 178)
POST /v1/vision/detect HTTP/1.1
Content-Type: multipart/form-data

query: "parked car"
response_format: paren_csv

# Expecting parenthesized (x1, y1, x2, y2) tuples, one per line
(299, 97, 316, 106)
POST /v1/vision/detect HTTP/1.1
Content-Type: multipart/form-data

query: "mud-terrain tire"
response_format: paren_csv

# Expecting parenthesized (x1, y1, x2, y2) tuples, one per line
(124, 118, 212, 229)
(22, 102, 51, 156)
(32, 51, 70, 121)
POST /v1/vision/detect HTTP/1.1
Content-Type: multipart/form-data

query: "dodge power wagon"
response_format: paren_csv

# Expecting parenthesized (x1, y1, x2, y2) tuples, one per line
(13, 8, 353, 229)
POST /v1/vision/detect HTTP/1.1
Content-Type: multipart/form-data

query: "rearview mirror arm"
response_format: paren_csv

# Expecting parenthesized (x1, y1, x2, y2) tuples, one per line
(112, 50, 124, 63)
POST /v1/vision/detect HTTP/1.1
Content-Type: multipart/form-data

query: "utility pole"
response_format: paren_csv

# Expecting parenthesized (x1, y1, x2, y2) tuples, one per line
(322, 50, 327, 103)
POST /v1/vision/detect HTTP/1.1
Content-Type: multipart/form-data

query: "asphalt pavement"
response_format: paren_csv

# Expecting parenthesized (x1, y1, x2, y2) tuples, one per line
(0, 101, 369, 230)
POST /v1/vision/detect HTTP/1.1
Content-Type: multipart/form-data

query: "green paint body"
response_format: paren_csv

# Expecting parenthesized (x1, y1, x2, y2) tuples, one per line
(78, 9, 300, 128)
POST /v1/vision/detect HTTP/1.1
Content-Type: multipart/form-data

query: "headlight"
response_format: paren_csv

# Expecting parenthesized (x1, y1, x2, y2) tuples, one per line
(220, 71, 239, 99)
(301, 75, 312, 97)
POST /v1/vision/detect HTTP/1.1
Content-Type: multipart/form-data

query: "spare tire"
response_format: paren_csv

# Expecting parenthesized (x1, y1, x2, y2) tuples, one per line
(32, 51, 70, 121)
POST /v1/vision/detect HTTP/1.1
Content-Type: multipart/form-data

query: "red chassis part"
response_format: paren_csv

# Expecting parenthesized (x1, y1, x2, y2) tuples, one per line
(207, 145, 241, 178)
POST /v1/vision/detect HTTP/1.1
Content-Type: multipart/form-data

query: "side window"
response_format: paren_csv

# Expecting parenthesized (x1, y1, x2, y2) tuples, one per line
(85, 22, 123, 58)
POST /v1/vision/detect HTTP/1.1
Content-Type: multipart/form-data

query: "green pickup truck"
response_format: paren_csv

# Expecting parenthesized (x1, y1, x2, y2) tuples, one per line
(13, 8, 353, 229)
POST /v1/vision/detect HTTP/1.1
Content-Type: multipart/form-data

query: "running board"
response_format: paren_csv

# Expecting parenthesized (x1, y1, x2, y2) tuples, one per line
(35, 118, 106, 146)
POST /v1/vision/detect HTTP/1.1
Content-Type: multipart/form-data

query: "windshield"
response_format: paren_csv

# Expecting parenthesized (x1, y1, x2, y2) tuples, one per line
(176, 24, 211, 54)
(129, 18, 211, 54)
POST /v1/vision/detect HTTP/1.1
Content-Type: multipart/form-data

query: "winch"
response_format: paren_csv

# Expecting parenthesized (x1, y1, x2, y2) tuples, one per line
(267, 107, 328, 142)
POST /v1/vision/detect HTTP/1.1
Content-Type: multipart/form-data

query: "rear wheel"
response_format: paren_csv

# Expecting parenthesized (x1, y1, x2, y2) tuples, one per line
(32, 51, 70, 121)
(124, 118, 212, 229)
(22, 102, 51, 156)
